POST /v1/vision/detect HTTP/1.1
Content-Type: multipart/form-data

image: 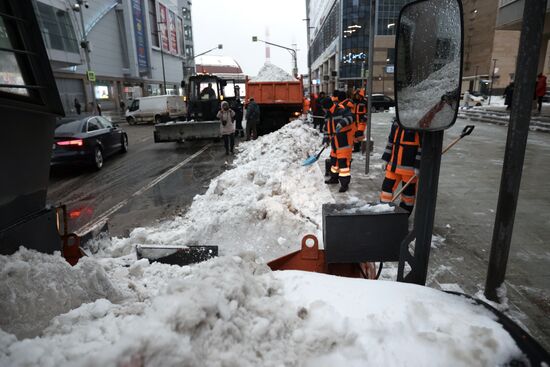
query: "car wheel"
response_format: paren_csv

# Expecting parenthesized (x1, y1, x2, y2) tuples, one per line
(93, 146, 104, 170)
(126, 116, 136, 125)
(121, 134, 128, 153)
(154, 115, 162, 124)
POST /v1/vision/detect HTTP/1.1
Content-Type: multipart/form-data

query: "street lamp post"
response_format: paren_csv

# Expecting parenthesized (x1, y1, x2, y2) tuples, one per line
(252, 36, 298, 77)
(157, 21, 167, 94)
(194, 44, 223, 59)
(72, 0, 98, 113)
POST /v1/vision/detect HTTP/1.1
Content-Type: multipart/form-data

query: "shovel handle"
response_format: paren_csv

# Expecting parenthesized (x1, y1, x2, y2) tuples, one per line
(392, 125, 474, 202)
(391, 174, 417, 202)
(315, 145, 327, 159)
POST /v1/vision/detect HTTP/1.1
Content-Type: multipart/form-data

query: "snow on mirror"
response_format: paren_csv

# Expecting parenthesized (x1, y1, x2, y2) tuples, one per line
(395, 0, 463, 131)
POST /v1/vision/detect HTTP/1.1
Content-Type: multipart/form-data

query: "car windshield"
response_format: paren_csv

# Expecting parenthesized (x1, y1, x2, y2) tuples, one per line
(55, 119, 86, 135)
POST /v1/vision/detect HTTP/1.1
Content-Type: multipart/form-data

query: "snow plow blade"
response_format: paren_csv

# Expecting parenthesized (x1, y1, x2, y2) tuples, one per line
(153, 121, 221, 142)
(268, 234, 376, 278)
(136, 245, 218, 266)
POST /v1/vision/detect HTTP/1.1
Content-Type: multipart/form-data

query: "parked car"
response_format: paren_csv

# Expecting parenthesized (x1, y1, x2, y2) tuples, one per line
(51, 116, 128, 170)
(369, 94, 395, 111)
(125, 95, 187, 125)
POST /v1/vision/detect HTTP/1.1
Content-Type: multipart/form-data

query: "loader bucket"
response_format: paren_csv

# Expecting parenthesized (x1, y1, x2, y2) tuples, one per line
(153, 121, 221, 143)
(268, 234, 376, 279)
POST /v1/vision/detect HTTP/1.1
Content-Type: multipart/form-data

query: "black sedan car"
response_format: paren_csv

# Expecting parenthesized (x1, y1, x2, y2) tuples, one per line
(51, 116, 128, 170)
(369, 94, 395, 111)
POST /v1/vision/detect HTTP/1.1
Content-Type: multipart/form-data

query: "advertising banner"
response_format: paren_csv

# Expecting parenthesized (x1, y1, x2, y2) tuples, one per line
(131, 0, 149, 73)
(169, 10, 178, 54)
(158, 3, 169, 50)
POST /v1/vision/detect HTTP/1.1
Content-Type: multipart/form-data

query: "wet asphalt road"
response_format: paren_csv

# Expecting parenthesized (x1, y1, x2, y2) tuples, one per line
(47, 122, 232, 237)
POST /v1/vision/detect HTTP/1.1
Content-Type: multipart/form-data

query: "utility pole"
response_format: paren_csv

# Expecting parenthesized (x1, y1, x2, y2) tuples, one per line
(73, 0, 97, 113)
(485, 0, 547, 302)
(365, 0, 376, 174)
(488, 59, 497, 105)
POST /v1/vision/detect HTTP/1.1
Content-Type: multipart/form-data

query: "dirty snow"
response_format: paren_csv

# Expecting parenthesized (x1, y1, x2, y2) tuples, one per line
(95, 120, 333, 261)
(250, 62, 296, 82)
(0, 250, 523, 367)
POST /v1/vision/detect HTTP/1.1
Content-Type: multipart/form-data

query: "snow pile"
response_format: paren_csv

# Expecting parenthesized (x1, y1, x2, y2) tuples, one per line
(0, 250, 523, 366)
(251, 62, 296, 82)
(336, 202, 395, 214)
(101, 121, 333, 261)
(278, 271, 522, 366)
(0, 248, 122, 339)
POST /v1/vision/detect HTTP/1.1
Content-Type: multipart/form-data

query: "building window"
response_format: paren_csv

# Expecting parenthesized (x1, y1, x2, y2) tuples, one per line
(184, 24, 192, 41)
(185, 45, 194, 58)
(182, 6, 191, 21)
(35, 2, 79, 53)
(148, 0, 159, 47)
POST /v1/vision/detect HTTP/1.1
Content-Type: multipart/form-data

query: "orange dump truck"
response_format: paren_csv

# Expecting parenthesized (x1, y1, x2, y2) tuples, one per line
(245, 76, 304, 134)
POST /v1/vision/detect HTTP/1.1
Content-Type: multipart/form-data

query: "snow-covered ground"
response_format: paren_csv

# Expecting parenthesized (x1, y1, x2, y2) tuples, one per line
(0, 121, 525, 366)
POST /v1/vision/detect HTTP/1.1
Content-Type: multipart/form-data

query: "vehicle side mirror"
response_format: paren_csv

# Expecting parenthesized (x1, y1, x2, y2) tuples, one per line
(395, 0, 463, 131)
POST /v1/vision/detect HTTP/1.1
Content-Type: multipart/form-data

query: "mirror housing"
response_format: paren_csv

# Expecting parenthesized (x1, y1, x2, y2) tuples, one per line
(394, 0, 463, 131)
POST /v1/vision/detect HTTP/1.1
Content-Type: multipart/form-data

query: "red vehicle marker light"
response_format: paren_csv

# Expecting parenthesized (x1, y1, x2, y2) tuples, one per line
(57, 139, 83, 147)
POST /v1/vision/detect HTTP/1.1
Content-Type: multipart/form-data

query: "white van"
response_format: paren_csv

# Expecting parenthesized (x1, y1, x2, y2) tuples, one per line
(125, 95, 187, 125)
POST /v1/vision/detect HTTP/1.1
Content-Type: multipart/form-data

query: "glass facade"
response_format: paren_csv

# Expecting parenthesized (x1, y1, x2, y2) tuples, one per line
(377, 0, 410, 36)
(340, 0, 369, 79)
(309, 1, 340, 65)
(309, 0, 410, 83)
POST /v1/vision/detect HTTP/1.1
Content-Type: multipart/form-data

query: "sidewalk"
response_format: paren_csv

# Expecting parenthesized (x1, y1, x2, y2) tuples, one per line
(318, 112, 550, 349)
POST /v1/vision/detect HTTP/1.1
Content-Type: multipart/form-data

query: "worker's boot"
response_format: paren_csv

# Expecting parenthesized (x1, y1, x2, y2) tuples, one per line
(338, 176, 350, 193)
(325, 173, 339, 185)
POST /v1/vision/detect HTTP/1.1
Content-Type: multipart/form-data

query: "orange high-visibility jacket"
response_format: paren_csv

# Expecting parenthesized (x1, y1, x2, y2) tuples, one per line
(382, 120, 422, 175)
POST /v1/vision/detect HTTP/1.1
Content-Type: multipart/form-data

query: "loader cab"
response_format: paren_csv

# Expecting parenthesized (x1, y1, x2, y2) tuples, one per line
(187, 75, 240, 121)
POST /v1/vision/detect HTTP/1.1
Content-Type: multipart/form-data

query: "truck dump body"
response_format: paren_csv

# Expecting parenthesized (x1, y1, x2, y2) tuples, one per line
(245, 80, 303, 106)
(245, 77, 304, 135)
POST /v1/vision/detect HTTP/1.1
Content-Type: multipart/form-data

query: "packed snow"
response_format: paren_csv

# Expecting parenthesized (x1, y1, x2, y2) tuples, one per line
(251, 62, 297, 82)
(93, 121, 333, 261)
(0, 121, 526, 366)
(335, 202, 395, 214)
(0, 250, 523, 366)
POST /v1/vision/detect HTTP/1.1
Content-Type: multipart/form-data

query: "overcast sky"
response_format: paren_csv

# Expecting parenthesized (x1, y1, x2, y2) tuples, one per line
(192, 0, 308, 77)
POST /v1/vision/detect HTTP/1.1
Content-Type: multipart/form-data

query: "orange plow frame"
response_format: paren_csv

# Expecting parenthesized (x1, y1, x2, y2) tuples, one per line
(268, 234, 377, 279)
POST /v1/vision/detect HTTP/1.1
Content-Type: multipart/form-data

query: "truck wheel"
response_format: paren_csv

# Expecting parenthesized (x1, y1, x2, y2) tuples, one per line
(154, 115, 162, 124)
(126, 116, 136, 125)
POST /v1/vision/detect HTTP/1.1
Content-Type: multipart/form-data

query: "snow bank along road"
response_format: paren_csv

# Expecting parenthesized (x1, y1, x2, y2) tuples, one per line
(1, 121, 530, 365)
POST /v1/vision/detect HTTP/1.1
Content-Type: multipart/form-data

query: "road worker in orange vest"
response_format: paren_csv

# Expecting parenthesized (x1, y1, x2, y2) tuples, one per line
(321, 97, 355, 193)
(352, 89, 368, 153)
(380, 118, 422, 214)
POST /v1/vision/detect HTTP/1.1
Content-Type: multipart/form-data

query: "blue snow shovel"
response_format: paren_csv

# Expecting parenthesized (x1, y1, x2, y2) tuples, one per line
(302, 145, 327, 166)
